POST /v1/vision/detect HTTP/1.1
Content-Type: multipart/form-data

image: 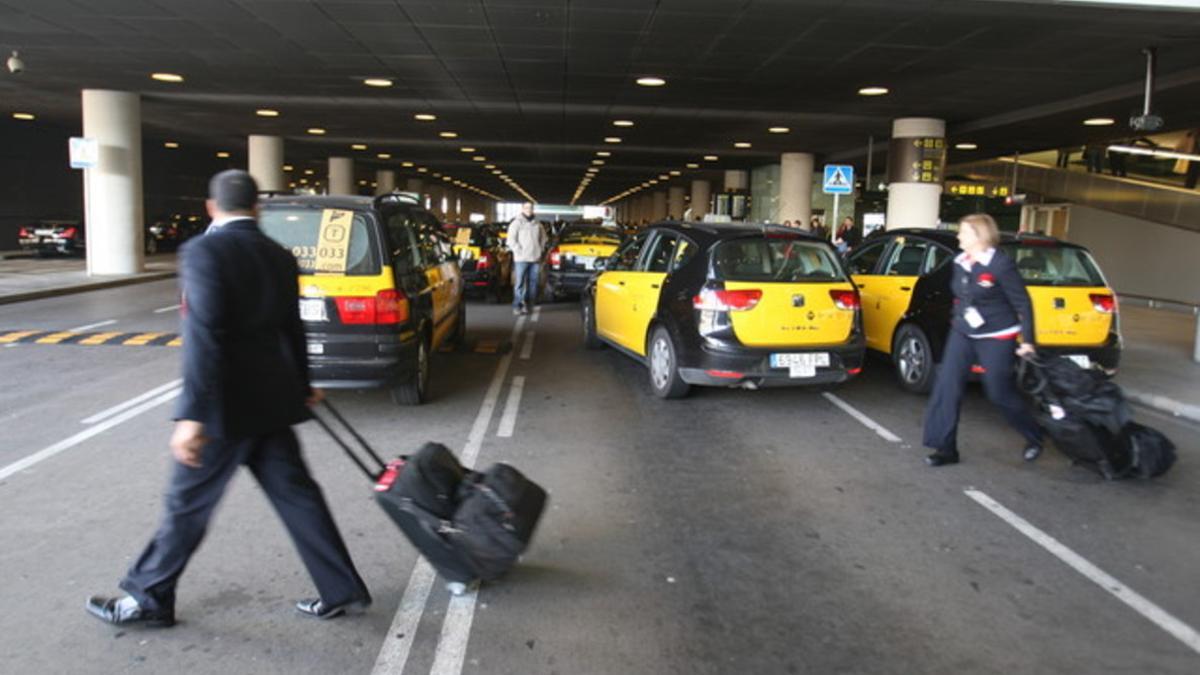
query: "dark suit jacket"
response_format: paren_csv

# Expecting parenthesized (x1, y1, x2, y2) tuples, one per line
(950, 248, 1036, 344)
(175, 218, 311, 439)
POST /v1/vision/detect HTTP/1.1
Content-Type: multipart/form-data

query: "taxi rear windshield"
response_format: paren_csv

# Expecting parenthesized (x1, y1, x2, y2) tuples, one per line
(713, 238, 844, 282)
(559, 227, 622, 246)
(1002, 244, 1105, 287)
(260, 207, 381, 276)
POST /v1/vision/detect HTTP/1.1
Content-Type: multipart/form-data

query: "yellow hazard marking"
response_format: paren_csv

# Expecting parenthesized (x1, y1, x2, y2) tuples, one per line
(0, 330, 39, 344)
(122, 332, 167, 346)
(79, 331, 124, 345)
(35, 331, 78, 344)
(474, 340, 499, 354)
(167, 337, 183, 347)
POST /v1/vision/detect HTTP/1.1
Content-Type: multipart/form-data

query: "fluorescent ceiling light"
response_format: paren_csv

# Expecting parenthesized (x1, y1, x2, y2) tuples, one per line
(473, 156, 486, 161)
(402, 161, 414, 167)
(307, 128, 326, 135)
(768, 126, 790, 134)
(604, 137, 622, 143)
(163, 141, 179, 148)
(593, 160, 605, 165)
(636, 76, 666, 87)
(1057, 0, 1200, 8)
(283, 164, 294, 171)
(613, 120, 635, 127)
(858, 87, 889, 96)
(414, 113, 437, 121)
(1083, 117, 1115, 126)
(364, 78, 393, 87)
(704, 155, 719, 161)
(460, 147, 476, 152)
(596, 151, 611, 157)
(955, 143, 978, 150)
(377, 153, 391, 159)
(484, 164, 496, 169)
(1106, 144, 1200, 162)
(151, 73, 184, 83)
(216, 151, 230, 158)
(686, 163, 699, 168)
(669, 170, 681, 176)
(734, 142, 752, 148)
(351, 144, 367, 150)
(439, 131, 458, 138)
(304, 169, 315, 175)
(12, 112, 35, 120)
(255, 109, 280, 117)
(417, 167, 428, 172)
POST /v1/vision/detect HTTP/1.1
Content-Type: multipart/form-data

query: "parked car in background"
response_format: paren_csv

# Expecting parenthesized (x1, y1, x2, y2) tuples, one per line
(452, 223, 512, 302)
(542, 224, 624, 300)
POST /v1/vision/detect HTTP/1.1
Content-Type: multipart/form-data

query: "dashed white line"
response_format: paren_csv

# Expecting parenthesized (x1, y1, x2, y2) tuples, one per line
(965, 488, 1200, 656)
(822, 392, 902, 443)
(429, 590, 479, 675)
(81, 379, 183, 425)
(153, 303, 182, 314)
(0, 388, 180, 483)
(532, 306, 541, 322)
(496, 376, 526, 438)
(519, 331, 535, 360)
(67, 319, 117, 332)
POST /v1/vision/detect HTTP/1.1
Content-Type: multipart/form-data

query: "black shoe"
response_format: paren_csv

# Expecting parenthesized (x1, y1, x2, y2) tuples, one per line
(1023, 444, 1043, 462)
(295, 596, 371, 620)
(925, 451, 960, 467)
(85, 595, 175, 627)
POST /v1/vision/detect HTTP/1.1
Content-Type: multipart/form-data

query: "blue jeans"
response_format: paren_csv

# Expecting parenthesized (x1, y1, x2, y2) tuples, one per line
(512, 261, 539, 310)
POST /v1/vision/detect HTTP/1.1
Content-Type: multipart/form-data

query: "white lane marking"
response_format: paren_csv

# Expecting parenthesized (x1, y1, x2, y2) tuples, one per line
(82, 379, 183, 425)
(0, 388, 180, 482)
(67, 319, 117, 332)
(822, 392, 902, 443)
(370, 559, 437, 675)
(153, 303, 182, 314)
(371, 315, 526, 675)
(429, 591, 480, 675)
(519, 330, 535, 360)
(966, 489, 1200, 656)
(496, 376, 526, 438)
(532, 306, 541, 322)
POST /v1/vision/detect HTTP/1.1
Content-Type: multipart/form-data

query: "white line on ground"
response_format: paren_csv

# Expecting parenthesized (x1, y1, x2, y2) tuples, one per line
(0, 388, 180, 483)
(520, 331, 535, 360)
(67, 319, 117, 332)
(965, 488, 1200, 656)
(371, 314, 526, 675)
(429, 591, 480, 675)
(153, 303, 182, 314)
(496, 376, 526, 438)
(532, 306, 541, 322)
(81, 379, 183, 425)
(822, 392, 903, 443)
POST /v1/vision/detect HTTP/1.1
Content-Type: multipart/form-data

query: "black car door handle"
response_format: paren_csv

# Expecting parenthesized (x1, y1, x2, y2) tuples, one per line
(900, 286, 912, 291)
(650, 283, 660, 289)
(618, 280, 626, 286)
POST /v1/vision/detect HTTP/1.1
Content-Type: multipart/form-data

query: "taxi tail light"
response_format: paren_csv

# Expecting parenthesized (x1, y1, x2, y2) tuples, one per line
(693, 288, 761, 312)
(336, 289, 409, 325)
(830, 289, 860, 310)
(549, 247, 562, 269)
(476, 252, 491, 270)
(60, 227, 78, 239)
(18, 226, 31, 237)
(1090, 293, 1116, 314)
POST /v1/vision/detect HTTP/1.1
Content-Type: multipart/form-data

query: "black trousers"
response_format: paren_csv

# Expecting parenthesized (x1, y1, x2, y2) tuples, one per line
(922, 331, 1042, 455)
(120, 427, 367, 613)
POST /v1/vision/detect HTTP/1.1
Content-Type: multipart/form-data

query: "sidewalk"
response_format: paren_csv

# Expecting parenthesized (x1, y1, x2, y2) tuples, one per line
(0, 252, 177, 305)
(1113, 303, 1200, 424)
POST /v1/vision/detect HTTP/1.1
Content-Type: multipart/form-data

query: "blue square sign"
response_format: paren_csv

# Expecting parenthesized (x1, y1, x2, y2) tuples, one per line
(823, 164, 854, 195)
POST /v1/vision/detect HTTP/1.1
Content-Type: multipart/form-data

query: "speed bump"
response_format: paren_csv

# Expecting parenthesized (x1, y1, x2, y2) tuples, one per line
(0, 329, 182, 347)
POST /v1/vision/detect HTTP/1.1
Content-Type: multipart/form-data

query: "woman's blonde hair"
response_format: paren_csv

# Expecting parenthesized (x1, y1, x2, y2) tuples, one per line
(959, 213, 1000, 248)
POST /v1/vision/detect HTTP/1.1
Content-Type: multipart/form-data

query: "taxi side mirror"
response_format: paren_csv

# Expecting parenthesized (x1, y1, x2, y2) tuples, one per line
(594, 257, 609, 271)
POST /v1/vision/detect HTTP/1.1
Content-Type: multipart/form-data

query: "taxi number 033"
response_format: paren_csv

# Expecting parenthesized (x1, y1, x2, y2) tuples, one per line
(771, 352, 830, 378)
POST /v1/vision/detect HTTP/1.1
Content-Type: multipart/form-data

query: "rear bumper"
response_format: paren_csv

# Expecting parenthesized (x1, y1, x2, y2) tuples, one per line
(307, 329, 419, 389)
(1036, 333, 1121, 373)
(461, 270, 499, 291)
(678, 336, 866, 388)
(547, 270, 592, 295)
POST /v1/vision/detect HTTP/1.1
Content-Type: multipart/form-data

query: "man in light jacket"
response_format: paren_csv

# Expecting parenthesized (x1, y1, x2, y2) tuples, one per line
(506, 202, 545, 315)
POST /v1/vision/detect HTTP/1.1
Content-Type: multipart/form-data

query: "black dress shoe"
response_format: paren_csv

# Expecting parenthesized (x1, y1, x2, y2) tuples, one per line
(295, 596, 371, 620)
(86, 595, 175, 627)
(925, 451, 960, 467)
(1023, 444, 1043, 462)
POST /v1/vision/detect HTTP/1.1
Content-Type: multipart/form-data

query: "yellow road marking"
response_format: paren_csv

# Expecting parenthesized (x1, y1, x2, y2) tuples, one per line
(474, 340, 499, 354)
(79, 331, 124, 346)
(35, 331, 78, 344)
(122, 332, 167, 346)
(0, 330, 39, 344)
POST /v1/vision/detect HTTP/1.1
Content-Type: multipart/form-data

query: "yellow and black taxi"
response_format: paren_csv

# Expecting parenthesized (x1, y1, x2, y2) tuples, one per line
(582, 222, 865, 398)
(544, 224, 624, 299)
(845, 228, 1120, 393)
(450, 223, 512, 302)
(258, 192, 464, 406)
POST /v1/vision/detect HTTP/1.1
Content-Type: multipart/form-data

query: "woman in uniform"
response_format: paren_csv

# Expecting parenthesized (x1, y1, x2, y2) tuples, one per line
(922, 214, 1043, 467)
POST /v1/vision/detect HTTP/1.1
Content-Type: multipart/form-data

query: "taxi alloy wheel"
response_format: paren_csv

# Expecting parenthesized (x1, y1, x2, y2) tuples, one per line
(582, 297, 602, 349)
(648, 327, 689, 399)
(894, 324, 934, 394)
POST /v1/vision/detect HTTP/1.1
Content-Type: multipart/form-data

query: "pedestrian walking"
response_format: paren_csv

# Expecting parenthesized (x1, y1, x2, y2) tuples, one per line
(1084, 142, 1105, 173)
(86, 170, 370, 627)
(506, 202, 546, 315)
(833, 216, 860, 254)
(922, 213, 1043, 467)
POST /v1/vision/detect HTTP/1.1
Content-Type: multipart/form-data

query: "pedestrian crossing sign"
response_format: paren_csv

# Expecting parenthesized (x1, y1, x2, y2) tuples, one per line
(823, 164, 854, 194)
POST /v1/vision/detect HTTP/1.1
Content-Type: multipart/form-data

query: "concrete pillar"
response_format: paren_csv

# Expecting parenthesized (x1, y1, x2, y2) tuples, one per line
(248, 134, 284, 192)
(886, 117, 945, 230)
(328, 157, 354, 196)
(652, 191, 668, 222)
(376, 169, 396, 195)
(668, 187, 686, 220)
(690, 180, 712, 220)
(81, 89, 144, 275)
(779, 152, 814, 226)
(724, 170, 748, 192)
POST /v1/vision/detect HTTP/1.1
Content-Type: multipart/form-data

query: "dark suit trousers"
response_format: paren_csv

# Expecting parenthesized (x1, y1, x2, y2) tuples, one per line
(922, 330, 1042, 454)
(120, 428, 367, 612)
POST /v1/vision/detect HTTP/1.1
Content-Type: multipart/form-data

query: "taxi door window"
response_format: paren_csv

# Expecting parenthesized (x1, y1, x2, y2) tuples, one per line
(415, 214, 450, 266)
(641, 233, 679, 273)
(924, 244, 954, 274)
(610, 231, 648, 271)
(846, 239, 888, 275)
(883, 240, 930, 276)
(385, 211, 422, 272)
(671, 237, 697, 273)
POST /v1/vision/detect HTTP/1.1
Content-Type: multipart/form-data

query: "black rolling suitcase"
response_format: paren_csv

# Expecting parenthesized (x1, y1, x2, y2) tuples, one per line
(452, 463, 548, 582)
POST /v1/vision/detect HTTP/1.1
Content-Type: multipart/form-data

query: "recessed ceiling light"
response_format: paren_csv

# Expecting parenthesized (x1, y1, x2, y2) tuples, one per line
(612, 120, 635, 127)
(414, 113, 437, 121)
(484, 164, 496, 169)
(734, 142, 752, 148)
(473, 156, 486, 161)
(439, 131, 459, 138)
(402, 161, 414, 167)
(1083, 117, 1115, 126)
(460, 147, 476, 153)
(364, 78, 393, 87)
(858, 86, 889, 96)
(432, 172, 442, 177)
(12, 112, 35, 120)
(164, 141, 179, 148)
(955, 143, 978, 150)
(596, 151, 612, 157)
(283, 164, 294, 171)
(604, 137, 622, 143)
(304, 169, 315, 175)
(492, 170, 503, 175)
(377, 153, 391, 159)
(351, 144, 367, 150)
(686, 163, 699, 168)
(636, 76, 666, 87)
(658, 174, 669, 180)
(593, 160, 605, 165)
(417, 167, 428, 172)
(669, 170, 681, 176)
(307, 127, 326, 135)
(359, 180, 368, 186)
(151, 73, 184, 83)
(768, 126, 790, 133)
(443, 176, 452, 181)
(704, 155, 719, 161)
(216, 151, 230, 158)
(255, 109, 280, 117)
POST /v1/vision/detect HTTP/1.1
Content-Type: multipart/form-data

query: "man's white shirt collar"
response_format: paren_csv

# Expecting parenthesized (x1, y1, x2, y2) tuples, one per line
(205, 216, 248, 234)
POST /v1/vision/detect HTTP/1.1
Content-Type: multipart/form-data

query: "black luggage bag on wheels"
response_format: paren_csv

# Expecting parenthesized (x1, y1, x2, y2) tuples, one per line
(312, 401, 547, 584)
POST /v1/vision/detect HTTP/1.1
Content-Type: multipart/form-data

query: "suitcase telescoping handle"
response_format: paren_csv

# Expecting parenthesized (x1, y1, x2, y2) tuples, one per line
(311, 399, 388, 482)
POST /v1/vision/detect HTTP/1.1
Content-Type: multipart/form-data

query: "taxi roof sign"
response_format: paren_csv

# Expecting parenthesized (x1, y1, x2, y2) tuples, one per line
(823, 164, 854, 195)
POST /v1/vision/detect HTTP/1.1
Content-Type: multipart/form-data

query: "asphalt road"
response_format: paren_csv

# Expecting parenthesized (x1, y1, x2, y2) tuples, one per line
(0, 280, 1197, 674)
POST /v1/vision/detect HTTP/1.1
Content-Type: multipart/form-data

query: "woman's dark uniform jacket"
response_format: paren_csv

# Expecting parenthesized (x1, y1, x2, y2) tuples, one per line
(949, 249, 1035, 344)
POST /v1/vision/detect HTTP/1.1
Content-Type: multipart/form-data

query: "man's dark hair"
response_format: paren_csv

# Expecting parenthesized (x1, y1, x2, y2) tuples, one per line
(209, 170, 259, 212)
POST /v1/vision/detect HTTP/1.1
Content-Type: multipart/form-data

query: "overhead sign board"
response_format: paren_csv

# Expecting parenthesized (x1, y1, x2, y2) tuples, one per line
(822, 164, 854, 195)
(69, 137, 99, 169)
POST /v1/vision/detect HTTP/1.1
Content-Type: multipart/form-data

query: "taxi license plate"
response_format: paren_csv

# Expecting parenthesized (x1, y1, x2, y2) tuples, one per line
(575, 255, 596, 270)
(299, 298, 328, 322)
(771, 352, 829, 378)
(1067, 354, 1091, 369)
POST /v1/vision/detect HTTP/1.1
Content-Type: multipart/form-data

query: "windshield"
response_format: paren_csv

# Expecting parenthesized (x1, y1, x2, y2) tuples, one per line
(260, 206, 381, 276)
(713, 237, 844, 282)
(559, 228, 622, 246)
(1002, 244, 1106, 287)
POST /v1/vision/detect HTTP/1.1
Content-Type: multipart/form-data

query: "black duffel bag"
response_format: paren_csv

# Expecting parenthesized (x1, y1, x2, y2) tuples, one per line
(450, 463, 548, 581)
(1120, 422, 1177, 479)
(396, 442, 467, 519)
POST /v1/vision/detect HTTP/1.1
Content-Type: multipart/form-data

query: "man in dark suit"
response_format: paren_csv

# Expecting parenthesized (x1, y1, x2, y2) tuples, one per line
(87, 170, 370, 627)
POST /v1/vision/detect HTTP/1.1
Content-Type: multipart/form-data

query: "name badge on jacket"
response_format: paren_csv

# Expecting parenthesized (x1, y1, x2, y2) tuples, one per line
(964, 306, 985, 328)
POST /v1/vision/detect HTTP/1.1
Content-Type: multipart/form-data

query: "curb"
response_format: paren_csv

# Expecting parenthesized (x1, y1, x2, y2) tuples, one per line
(0, 271, 176, 306)
(1125, 388, 1200, 425)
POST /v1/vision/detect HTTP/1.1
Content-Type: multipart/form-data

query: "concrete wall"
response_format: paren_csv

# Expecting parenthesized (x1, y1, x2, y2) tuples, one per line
(1066, 204, 1200, 306)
